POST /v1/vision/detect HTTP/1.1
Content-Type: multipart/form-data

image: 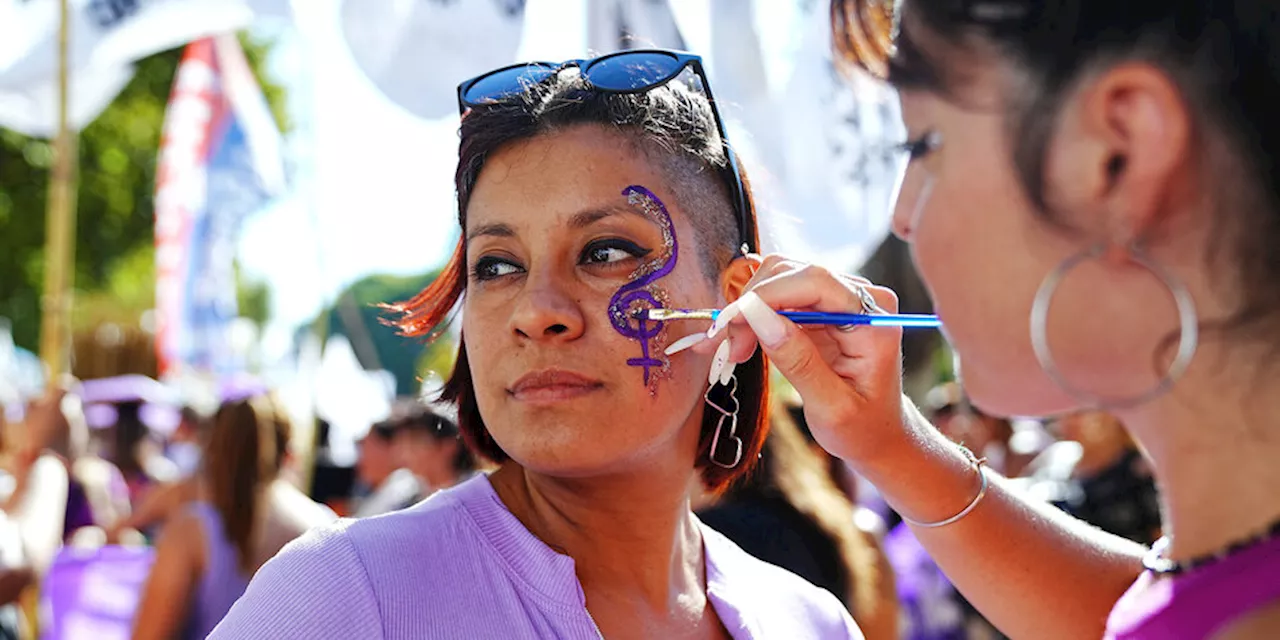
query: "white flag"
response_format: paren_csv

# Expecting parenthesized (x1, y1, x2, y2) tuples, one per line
(0, 0, 255, 90)
(774, 2, 904, 272)
(338, 0, 528, 120)
(0, 0, 283, 136)
(0, 63, 133, 137)
(587, 0, 685, 54)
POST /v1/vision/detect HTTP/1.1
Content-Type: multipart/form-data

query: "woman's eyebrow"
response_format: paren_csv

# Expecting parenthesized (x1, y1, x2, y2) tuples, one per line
(466, 204, 649, 243)
(568, 204, 648, 229)
(466, 222, 515, 244)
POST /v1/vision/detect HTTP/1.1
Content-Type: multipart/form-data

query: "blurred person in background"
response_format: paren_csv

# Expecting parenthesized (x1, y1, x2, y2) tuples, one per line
(165, 407, 207, 479)
(923, 382, 1030, 478)
(351, 419, 418, 518)
(393, 404, 478, 507)
(307, 419, 357, 517)
(0, 407, 34, 640)
(2, 386, 72, 573)
(1024, 412, 1161, 546)
(698, 398, 898, 640)
(131, 393, 334, 640)
(104, 400, 179, 509)
(0, 508, 29, 640)
(106, 408, 207, 543)
(40, 387, 137, 547)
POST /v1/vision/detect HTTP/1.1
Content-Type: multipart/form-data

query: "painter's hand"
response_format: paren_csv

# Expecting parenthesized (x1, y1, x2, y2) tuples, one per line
(700, 255, 908, 464)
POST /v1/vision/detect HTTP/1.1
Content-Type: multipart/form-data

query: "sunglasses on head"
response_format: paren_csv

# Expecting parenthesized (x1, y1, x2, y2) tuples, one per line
(457, 49, 756, 253)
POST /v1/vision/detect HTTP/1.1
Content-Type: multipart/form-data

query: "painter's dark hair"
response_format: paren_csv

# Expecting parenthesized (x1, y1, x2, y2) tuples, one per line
(832, 0, 1280, 339)
(389, 71, 766, 491)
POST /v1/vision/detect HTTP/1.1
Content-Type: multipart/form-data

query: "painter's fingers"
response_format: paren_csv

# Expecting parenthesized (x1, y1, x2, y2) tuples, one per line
(701, 254, 908, 461)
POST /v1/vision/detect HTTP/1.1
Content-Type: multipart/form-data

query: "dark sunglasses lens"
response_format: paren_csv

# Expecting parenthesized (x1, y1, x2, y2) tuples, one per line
(462, 65, 556, 105)
(585, 52, 683, 91)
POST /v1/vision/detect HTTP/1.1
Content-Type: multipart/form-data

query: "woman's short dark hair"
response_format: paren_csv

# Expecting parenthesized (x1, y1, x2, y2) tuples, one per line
(832, 0, 1280, 340)
(388, 70, 768, 491)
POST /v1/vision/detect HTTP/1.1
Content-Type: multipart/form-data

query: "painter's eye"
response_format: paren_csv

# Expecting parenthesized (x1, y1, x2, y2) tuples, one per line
(471, 256, 522, 281)
(581, 239, 650, 266)
(898, 130, 943, 161)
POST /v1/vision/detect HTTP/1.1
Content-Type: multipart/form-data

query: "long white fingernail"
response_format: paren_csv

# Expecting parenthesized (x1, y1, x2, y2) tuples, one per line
(707, 301, 742, 339)
(739, 291, 787, 348)
(709, 339, 731, 385)
(664, 332, 706, 356)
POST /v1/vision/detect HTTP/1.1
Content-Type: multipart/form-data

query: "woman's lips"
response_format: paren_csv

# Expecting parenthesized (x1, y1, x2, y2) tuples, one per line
(508, 369, 604, 404)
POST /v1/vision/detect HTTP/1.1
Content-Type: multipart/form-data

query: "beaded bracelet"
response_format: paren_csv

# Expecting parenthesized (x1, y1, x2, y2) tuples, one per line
(901, 445, 990, 529)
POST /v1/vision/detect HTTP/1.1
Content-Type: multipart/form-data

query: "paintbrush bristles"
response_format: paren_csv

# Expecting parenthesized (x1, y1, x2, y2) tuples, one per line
(640, 308, 717, 321)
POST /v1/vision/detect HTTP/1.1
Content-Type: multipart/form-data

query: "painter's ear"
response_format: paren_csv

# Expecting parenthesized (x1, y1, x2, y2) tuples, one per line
(719, 255, 762, 305)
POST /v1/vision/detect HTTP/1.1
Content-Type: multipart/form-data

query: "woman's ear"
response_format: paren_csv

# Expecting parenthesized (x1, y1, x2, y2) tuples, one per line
(719, 255, 762, 304)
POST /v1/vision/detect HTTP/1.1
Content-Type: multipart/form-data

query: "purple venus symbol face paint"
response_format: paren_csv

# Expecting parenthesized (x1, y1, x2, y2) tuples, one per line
(607, 185, 678, 391)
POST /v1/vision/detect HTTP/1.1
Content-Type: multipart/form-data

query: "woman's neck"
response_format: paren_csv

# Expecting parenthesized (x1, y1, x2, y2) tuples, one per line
(1119, 350, 1280, 562)
(488, 462, 706, 614)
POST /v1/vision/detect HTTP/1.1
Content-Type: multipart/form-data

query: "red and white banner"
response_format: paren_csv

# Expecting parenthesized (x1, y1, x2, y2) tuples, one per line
(154, 35, 282, 378)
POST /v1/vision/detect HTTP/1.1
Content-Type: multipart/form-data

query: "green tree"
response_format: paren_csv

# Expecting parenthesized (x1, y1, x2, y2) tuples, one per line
(319, 271, 456, 398)
(236, 266, 273, 330)
(0, 34, 288, 352)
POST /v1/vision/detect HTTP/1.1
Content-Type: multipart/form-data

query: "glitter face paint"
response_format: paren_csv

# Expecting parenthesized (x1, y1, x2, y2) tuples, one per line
(607, 185, 678, 391)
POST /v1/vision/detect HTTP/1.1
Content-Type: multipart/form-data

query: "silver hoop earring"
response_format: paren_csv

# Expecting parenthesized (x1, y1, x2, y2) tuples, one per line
(706, 374, 742, 469)
(1030, 243, 1198, 410)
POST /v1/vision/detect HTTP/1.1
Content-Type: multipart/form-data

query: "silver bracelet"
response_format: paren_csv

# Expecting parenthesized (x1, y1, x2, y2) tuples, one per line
(900, 447, 990, 529)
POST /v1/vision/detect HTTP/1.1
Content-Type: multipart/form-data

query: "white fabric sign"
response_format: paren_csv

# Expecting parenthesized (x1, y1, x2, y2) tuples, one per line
(338, 0, 528, 120)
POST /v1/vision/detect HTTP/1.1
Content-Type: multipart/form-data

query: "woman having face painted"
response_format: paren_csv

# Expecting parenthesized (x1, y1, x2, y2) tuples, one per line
(700, 1, 1280, 638)
(208, 52, 862, 640)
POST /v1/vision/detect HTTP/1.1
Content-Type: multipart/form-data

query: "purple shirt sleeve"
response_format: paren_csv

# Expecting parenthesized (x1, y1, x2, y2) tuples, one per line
(208, 522, 383, 639)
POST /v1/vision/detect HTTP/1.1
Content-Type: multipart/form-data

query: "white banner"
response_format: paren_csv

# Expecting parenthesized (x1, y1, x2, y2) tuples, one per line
(0, 0, 286, 136)
(0, 63, 133, 137)
(338, 0, 528, 120)
(774, 2, 904, 272)
(0, 0, 255, 89)
(587, 0, 685, 54)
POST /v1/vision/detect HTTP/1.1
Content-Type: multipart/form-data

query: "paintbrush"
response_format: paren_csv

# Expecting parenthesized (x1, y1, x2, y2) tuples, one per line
(641, 308, 941, 329)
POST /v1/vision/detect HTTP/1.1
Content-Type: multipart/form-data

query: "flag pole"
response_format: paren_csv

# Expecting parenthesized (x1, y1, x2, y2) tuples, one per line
(38, 0, 80, 381)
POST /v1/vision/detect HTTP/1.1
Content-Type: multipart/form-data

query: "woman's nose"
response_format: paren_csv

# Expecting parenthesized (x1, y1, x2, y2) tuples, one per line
(891, 171, 934, 242)
(509, 273, 586, 341)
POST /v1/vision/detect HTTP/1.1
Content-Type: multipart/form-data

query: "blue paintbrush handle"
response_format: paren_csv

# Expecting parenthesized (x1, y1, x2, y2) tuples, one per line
(709, 310, 941, 328)
(782, 311, 941, 328)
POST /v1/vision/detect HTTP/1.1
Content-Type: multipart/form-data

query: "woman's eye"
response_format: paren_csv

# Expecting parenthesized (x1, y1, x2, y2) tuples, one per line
(581, 239, 650, 266)
(471, 257, 522, 281)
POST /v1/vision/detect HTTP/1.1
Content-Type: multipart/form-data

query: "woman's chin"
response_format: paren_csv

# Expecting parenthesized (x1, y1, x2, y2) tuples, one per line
(495, 432, 673, 481)
(961, 363, 1080, 420)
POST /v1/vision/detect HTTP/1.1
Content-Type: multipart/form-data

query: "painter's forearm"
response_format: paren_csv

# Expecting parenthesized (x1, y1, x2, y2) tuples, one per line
(856, 410, 1142, 638)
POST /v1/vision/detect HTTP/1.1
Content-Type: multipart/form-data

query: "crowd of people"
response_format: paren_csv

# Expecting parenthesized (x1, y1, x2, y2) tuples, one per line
(4, 0, 1280, 637)
(0, 371, 1166, 639)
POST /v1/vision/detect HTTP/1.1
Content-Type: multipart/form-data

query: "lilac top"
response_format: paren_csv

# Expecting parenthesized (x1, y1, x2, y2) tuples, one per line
(209, 474, 861, 639)
(185, 502, 251, 640)
(1105, 535, 1280, 639)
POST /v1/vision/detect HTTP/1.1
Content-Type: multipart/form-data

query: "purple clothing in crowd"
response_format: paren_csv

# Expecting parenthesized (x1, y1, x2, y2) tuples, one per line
(62, 480, 95, 541)
(209, 474, 862, 639)
(184, 502, 250, 640)
(1105, 534, 1280, 639)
